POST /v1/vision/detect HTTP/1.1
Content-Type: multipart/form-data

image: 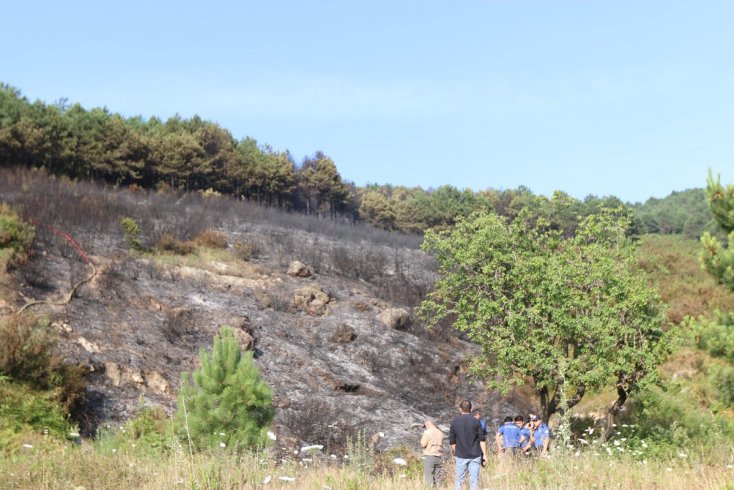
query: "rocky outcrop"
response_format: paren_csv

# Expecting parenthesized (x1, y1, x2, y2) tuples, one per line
(294, 284, 331, 315)
(377, 308, 411, 330)
(287, 261, 311, 278)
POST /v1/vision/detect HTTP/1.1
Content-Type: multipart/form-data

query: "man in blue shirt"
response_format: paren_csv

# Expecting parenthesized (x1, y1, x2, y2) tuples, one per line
(495, 416, 522, 455)
(529, 415, 551, 456)
(472, 409, 487, 439)
(515, 415, 532, 454)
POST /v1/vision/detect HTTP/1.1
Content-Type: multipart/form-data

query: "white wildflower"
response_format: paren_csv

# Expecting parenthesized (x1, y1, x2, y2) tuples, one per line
(613, 440, 620, 446)
(679, 453, 687, 459)
(220, 442, 226, 448)
(578, 438, 589, 445)
(605, 447, 613, 455)
(330, 454, 337, 460)
(641, 441, 648, 449)
(399, 474, 406, 478)
(22, 444, 32, 449)
(617, 447, 625, 452)
(587, 428, 594, 434)
(263, 475, 272, 484)
(666, 468, 673, 472)
(574, 451, 580, 457)
(218, 432, 226, 436)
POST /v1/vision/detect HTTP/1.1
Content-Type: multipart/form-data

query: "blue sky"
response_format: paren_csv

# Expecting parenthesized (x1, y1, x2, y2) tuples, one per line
(3, 0, 734, 202)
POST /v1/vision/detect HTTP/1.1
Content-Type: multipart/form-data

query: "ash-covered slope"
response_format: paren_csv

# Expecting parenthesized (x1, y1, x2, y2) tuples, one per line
(1, 169, 526, 449)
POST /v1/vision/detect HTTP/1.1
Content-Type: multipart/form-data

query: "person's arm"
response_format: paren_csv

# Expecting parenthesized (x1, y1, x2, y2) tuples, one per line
(541, 430, 550, 456)
(449, 424, 456, 456)
(420, 430, 429, 448)
(480, 440, 488, 465)
(494, 430, 503, 454)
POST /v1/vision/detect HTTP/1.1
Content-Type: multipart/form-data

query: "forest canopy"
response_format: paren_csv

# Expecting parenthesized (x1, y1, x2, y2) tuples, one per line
(0, 83, 715, 236)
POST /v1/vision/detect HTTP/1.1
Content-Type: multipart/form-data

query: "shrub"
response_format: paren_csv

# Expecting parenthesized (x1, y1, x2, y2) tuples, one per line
(0, 376, 75, 449)
(709, 364, 734, 407)
(156, 233, 195, 255)
(96, 406, 174, 456)
(0, 203, 34, 253)
(233, 240, 258, 261)
(193, 230, 228, 249)
(177, 327, 275, 452)
(0, 314, 56, 385)
(120, 216, 142, 251)
(690, 313, 734, 362)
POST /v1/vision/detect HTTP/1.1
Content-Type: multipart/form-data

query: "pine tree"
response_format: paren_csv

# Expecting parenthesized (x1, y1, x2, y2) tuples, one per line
(701, 170, 734, 289)
(177, 327, 274, 451)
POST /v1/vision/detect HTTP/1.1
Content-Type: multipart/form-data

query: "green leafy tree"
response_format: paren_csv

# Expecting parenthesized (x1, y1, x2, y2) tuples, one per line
(419, 206, 667, 433)
(701, 170, 734, 288)
(177, 327, 274, 451)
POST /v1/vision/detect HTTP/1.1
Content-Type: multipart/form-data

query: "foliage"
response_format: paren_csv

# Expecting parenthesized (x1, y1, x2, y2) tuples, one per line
(120, 216, 142, 250)
(0, 376, 76, 452)
(177, 326, 274, 452)
(700, 170, 734, 289)
(96, 406, 175, 456)
(633, 234, 734, 325)
(631, 188, 717, 238)
(0, 313, 56, 384)
(0, 202, 34, 272)
(688, 312, 734, 363)
(420, 204, 667, 421)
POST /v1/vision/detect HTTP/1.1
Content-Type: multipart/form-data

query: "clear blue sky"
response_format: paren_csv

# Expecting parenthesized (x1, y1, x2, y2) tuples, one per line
(4, 0, 734, 202)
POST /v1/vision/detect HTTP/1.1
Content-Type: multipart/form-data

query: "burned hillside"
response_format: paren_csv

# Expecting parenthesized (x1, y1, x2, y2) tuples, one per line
(0, 167, 525, 450)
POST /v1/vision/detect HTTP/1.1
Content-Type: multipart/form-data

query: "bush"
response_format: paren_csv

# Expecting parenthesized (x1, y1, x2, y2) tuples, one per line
(177, 327, 275, 452)
(96, 406, 174, 456)
(709, 364, 734, 407)
(193, 230, 228, 249)
(0, 203, 34, 252)
(120, 216, 142, 251)
(156, 233, 195, 255)
(0, 376, 76, 452)
(690, 313, 734, 362)
(0, 314, 56, 385)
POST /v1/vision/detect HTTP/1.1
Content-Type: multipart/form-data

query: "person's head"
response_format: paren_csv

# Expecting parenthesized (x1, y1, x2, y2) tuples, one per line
(514, 415, 524, 427)
(424, 420, 435, 430)
(530, 415, 541, 427)
(472, 409, 481, 419)
(459, 400, 472, 414)
(503, 416, 513, 424)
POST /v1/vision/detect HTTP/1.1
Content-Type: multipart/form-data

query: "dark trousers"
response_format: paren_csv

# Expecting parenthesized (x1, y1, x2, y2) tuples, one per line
(423, 455, 442, 487)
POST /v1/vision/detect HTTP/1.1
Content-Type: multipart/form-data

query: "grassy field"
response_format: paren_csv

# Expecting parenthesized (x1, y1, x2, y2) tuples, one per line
(1, 440, 733, 490)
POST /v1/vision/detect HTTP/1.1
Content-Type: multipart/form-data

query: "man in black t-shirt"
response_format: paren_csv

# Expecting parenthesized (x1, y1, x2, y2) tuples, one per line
(449, 400, 488, 490)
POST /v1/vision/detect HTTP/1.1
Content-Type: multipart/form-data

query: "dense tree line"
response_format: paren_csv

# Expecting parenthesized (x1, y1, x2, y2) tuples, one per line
(0, 83, 716, 236)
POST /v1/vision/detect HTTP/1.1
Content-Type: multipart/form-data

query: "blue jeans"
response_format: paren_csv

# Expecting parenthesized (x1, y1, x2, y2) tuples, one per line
(454, 456, 481, 490)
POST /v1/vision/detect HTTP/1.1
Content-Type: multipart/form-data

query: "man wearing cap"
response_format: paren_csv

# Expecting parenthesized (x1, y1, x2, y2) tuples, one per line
(529, 415, 551, 456)
(421, 420, 444, 488)
(449, 400, 488, 490)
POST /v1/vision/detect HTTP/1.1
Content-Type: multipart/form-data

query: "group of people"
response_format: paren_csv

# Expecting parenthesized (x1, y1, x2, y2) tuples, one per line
(420, 400, 552, 489)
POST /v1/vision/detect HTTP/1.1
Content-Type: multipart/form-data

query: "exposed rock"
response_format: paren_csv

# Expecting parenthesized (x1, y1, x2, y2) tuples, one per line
(331, 323, 357, 343)
(294, 284, 331, 315)
(377, 308, 411, 330)
(231, 327, 255, 352)
(287, 261, 311, 278)
(77, 336, 101, 353)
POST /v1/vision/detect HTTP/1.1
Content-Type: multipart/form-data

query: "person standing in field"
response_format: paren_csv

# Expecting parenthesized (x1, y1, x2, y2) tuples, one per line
(421, 419, 444, 488)
(449, 400, 488, 490)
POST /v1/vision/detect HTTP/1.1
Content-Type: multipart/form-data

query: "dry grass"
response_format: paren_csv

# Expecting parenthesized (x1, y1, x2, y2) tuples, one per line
(1, 441, 732, 490)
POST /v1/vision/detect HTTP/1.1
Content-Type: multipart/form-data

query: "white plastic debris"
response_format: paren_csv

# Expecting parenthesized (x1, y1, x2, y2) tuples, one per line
(22, 444, 33, 449)
(220, 442, 226, 448)
(300, 444, 324, 453)
(393, 458, 407, 466)
(263, 475, 272, 484)
(267, 431, 277, 441)
(279, 476, 296, 482)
